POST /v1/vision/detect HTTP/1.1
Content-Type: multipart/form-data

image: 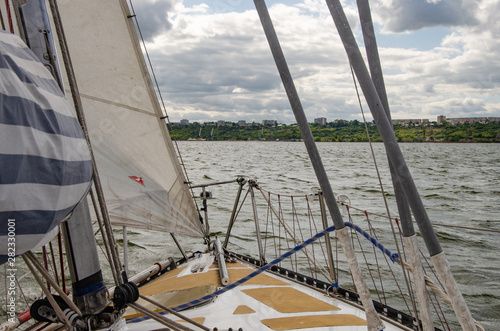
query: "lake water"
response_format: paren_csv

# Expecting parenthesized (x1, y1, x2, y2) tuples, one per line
(2, 141, 498, 329)
(172, 141, 499, 329)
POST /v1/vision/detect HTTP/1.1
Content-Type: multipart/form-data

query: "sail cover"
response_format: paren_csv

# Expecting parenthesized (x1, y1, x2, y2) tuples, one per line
(55, 0, 204, 237)
(0, 31, 93, 265)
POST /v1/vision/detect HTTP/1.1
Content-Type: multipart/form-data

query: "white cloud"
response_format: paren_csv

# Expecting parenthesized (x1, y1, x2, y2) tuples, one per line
(132, 0, 500, 123)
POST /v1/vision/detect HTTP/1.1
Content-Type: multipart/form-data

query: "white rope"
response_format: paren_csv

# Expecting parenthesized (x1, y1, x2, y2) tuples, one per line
(401, 259, 484, 331)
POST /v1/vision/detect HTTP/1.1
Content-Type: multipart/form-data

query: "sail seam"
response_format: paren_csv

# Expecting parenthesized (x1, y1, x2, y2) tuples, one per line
(76, 92, 156, 117)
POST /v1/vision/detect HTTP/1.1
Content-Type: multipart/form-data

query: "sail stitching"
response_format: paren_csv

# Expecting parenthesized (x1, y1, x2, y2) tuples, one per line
(78, 92, 156, 117)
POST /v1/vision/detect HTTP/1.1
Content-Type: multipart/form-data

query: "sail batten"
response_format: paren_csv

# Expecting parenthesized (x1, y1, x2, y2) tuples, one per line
(55, 0, 204, 237)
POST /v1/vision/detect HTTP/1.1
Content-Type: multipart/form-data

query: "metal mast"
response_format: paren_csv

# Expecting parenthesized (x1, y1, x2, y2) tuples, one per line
(324, 0, 476, 329)
(356, 0, 432, 328)
(253, 1, 384, 329)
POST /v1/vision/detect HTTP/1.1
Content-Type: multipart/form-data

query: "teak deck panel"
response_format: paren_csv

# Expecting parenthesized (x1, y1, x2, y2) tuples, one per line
(241, 287, 340, 313)
(140, 265, 287, 296)
(261, 314, 367, 330)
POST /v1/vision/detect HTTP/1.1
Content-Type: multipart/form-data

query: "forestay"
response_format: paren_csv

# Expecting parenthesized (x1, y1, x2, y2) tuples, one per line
(0, 31, 93, 264)
(55, 0, 204, 237)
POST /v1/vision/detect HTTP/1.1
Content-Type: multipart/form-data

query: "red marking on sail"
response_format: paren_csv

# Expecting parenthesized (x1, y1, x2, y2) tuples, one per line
(129, 176, 144, 186)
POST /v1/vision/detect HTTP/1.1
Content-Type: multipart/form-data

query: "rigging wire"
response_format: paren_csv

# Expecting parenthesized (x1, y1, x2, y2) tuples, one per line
(3, 0, 14, 33)
(349, 205, 499, 234)
(259, 188, 333, 282)
(417, 246, 451, 331)
(365, 208, 414, 315)
(305, 196, 330, 281)
(364, 211, 388, 304)
(351, 215, 381, 301)
(169, 221, 397, 312)
(0, 6, 6, 31)
(126, 0, 204, 227)
(57, 230, 66, 294)
(349, 64, 421, 324)
(3, 264, 6, 317)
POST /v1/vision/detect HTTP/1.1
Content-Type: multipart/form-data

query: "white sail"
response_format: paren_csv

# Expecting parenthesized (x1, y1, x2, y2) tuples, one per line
(55, 0, 204, 237)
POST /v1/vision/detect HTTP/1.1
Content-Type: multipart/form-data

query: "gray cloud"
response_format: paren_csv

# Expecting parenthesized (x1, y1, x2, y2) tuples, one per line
(132, 0, 175, 41)
(375, 0, 478, 33)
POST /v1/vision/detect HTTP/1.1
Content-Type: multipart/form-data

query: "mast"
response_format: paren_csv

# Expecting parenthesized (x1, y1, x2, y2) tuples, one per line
(356, 1, 432, 329)
(324, 0, 476, 329)
(253, 1, 384, 329)
(62, 199, 108, 315)
(356, 0, 415, 238)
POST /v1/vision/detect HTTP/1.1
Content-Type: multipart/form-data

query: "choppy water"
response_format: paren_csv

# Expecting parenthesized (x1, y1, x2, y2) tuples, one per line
(173, 141, 500, 329)
(2, 141, 499, 330)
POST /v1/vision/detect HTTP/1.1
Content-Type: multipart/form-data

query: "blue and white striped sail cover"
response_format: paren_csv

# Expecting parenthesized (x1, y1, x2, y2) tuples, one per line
(0, 31, 93, 265)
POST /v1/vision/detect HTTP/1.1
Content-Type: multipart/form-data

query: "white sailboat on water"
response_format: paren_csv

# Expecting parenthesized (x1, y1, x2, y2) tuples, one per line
(0, 0, 486, 330)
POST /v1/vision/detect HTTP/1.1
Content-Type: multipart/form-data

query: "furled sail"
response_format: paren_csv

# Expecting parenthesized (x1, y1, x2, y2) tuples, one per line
(55, 0, 204, 237)
(0, 31, 93, 265)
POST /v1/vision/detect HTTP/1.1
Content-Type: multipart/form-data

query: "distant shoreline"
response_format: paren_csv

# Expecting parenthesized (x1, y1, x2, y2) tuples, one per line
(177, 139, 498, 143)
(171, 121, 500, 143)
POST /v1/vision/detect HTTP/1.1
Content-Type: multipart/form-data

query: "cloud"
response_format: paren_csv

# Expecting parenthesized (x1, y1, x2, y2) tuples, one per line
(142, 1, 359, 122)
(369, 0, 500, 118)
(422, 97, 490, 117)
(132, 0, 177, 41)
(374, 0, 479, 33)
(130, 0, 500, 123)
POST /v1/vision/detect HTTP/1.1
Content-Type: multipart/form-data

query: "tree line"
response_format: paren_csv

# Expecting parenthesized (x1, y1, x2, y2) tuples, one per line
(169, 120, 500, 143)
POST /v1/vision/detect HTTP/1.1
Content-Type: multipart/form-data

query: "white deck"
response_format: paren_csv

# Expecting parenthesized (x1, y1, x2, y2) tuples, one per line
(125, 254, 409, 330)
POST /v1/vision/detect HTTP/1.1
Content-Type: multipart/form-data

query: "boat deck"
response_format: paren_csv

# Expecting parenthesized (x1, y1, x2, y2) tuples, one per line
(125, 254, 407, 330)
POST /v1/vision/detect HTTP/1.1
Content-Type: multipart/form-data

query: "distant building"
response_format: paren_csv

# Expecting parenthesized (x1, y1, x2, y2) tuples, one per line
(392, 118, 429, 126)
(217, 120, 227, 127)
(180, 119, 189, 125)
(437, 115, 500, 124)
(262, 120, 277, 126)
(314, 117, 327, 125)
(238, 120, 247, 127)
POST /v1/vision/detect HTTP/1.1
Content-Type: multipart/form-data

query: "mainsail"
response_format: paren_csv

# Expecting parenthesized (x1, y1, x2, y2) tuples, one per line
(0, 31, 93, 264)
(55, 0, 204, 237)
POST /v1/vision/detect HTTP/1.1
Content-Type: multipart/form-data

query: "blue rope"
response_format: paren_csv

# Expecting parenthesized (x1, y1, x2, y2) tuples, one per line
(171, 225, 337, 311)
(169, 222, 397, 312)
(345, 222, 399, 263)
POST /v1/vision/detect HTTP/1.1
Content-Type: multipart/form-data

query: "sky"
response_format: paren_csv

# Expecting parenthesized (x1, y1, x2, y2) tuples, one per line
(130, 0, 500, 124)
